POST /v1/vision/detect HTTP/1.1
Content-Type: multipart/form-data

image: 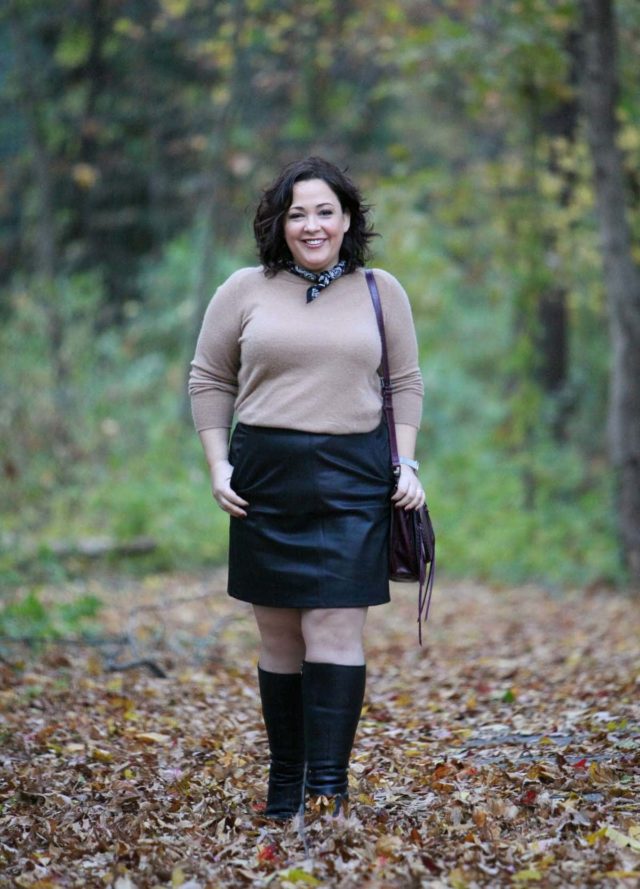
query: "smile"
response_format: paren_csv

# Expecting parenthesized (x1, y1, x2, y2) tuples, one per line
(303, 239, 326, 247)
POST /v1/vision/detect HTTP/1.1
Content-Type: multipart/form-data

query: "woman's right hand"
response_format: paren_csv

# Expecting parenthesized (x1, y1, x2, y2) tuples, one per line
(210, 459, 249, 517)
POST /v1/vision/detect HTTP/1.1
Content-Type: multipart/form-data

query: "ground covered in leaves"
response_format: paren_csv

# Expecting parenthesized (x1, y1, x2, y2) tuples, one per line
(1, 573, 639, 888)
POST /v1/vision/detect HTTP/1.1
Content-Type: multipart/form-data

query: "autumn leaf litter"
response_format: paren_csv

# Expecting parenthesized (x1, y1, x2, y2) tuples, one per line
(1, 573, 639, 888)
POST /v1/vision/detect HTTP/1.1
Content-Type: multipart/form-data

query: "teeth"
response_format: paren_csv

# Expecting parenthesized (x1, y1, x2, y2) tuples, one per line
(305, 240, 324, 246)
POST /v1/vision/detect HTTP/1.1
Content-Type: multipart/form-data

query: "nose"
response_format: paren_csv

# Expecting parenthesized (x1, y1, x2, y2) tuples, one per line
(303, 215, 320, 232)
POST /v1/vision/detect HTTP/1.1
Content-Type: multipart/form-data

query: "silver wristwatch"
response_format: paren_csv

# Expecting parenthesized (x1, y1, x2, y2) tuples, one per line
(398, 457, 420, 471)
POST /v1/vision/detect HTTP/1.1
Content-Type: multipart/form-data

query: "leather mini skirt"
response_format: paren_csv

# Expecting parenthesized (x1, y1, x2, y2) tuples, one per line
(227, 422, 394, 609)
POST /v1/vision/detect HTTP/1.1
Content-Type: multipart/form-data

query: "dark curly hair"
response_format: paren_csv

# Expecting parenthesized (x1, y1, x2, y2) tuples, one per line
(253, 156, 377, 276)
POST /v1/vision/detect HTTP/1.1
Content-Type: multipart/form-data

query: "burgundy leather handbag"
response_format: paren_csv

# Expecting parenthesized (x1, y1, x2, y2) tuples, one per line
(366, 270, 436, 644)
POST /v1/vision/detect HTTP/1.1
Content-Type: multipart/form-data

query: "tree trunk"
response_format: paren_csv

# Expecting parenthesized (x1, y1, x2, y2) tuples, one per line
(580, 0, 640, 585)
(536, 31, 580, 442)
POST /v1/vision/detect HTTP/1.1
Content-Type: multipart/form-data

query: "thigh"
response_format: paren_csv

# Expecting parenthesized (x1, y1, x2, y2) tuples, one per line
(253, 605, 303, 640)
(301, 607, 368, 642)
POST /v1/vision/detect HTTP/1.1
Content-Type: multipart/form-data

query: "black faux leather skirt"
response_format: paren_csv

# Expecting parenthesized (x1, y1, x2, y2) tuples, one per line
(227, 422, 394, 608)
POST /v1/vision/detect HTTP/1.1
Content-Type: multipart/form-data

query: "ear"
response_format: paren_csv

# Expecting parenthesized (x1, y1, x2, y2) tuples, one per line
(342, 211, 351, 233)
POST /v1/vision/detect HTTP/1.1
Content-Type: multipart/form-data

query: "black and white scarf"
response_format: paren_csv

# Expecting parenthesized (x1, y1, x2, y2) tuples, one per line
(286, 260, 347, 303)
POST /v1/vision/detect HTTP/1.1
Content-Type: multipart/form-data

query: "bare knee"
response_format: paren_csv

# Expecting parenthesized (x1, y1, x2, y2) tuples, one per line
(302, 608, 367, 665)
(253, 606, 305, 673)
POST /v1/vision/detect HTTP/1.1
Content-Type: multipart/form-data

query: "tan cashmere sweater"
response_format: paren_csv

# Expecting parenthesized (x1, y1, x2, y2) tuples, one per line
(188, 266, 424, 435)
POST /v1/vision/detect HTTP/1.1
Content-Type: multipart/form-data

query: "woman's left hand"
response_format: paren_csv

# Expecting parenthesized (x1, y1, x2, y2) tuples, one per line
(391, 464, 425, 511)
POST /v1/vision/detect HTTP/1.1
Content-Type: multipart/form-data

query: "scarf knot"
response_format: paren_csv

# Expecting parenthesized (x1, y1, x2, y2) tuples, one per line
(286, 260, 347, 303)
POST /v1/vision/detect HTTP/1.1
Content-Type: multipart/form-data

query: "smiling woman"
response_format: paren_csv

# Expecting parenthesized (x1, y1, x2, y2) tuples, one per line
(284, 179, 351, 272)
(188, 156, 425, 824)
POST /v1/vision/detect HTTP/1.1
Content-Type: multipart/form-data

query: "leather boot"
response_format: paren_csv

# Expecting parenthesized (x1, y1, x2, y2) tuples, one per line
(302, 661, 366, 814)
(257, 666, 305, 819)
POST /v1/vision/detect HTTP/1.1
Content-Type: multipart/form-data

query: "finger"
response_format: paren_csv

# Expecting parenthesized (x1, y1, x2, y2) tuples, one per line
(214, 487, 249, 514)
(405, 490, 426, 511)
(393, 491, 416, 509)
(392, 480, 418, 501)
(225, 490, 249, 507)
(214, 486, 249, 507)
(216, 496, 248, 518)
(394, 486, 424, 510)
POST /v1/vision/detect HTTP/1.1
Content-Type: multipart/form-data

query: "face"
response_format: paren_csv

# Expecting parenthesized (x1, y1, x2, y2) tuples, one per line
(284, 178, 351, 272)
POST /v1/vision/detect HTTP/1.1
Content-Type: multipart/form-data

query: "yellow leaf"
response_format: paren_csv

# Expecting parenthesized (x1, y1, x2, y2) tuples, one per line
(160, 0, 189, 17)
(72, 163, 98, 189)
(589, 761, 614, 784)
(605, 826, 640, 852)
(450, 728, 473, 738)
(404, 747, 424, 758)
(91, 747, 113, 763)
(134, 732, 170, 745)
(513, 869, 542, 883)
(619, 126, 640, 151)
(586, 826, 607, 845)
(171, 866, 185, 887)
(277, 868, 321, 885)
(525, 762, 555, 783)
(449, 868, 468, 889)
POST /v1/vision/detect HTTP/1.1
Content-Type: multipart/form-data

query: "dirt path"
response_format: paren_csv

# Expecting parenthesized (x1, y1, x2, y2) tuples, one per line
(1, 574, 639, 888)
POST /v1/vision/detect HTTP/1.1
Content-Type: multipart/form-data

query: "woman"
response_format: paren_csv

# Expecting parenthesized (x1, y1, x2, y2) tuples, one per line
(188, 157, 424, 820)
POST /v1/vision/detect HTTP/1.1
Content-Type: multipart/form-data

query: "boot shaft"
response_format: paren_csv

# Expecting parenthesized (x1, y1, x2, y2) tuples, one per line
(302, 661, 366, 798)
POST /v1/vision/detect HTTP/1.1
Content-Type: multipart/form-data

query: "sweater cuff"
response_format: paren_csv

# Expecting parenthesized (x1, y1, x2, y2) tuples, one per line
(190, 391, 235, 432)
(391, 391, 423, 429)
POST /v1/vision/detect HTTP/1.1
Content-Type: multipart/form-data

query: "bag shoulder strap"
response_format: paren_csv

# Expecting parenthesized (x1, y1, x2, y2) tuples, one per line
(367, 269, 436, 646)
(365, 269, 400, 468)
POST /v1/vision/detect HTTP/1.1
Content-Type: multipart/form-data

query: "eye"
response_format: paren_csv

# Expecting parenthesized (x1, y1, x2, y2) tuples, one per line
(319, 209, 334, 216)
(288, 212, 304, 220)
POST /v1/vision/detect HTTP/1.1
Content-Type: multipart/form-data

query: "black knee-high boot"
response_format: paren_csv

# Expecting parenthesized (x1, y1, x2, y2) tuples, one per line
(302, 661, 366, 810)
(257, 666, 305, 819)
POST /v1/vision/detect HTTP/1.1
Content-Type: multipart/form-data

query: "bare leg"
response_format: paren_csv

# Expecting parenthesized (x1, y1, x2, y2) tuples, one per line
(301, 607, 368, 665)
(253, 605, 305, 673)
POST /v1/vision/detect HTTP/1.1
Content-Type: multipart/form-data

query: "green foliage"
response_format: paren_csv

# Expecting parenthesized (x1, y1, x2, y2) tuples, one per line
(0, 234, 236, 588)
(0, 589, 102, 639)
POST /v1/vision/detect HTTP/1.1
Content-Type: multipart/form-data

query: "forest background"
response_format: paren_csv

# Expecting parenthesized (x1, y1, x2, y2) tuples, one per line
(1, 0, 640, 635)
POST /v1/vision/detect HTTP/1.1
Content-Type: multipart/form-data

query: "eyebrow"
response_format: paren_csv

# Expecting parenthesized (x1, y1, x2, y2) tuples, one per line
(288, 201, 336, 211)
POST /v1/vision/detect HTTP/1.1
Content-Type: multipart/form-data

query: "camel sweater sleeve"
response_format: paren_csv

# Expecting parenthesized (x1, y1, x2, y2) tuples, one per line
(188, 269, 246, 431)
(376, 269, 424, 427)
(188, 266, 423, 434)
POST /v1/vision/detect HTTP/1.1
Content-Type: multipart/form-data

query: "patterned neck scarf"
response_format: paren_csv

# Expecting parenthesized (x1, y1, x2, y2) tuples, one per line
(286, 259, 348, 303)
